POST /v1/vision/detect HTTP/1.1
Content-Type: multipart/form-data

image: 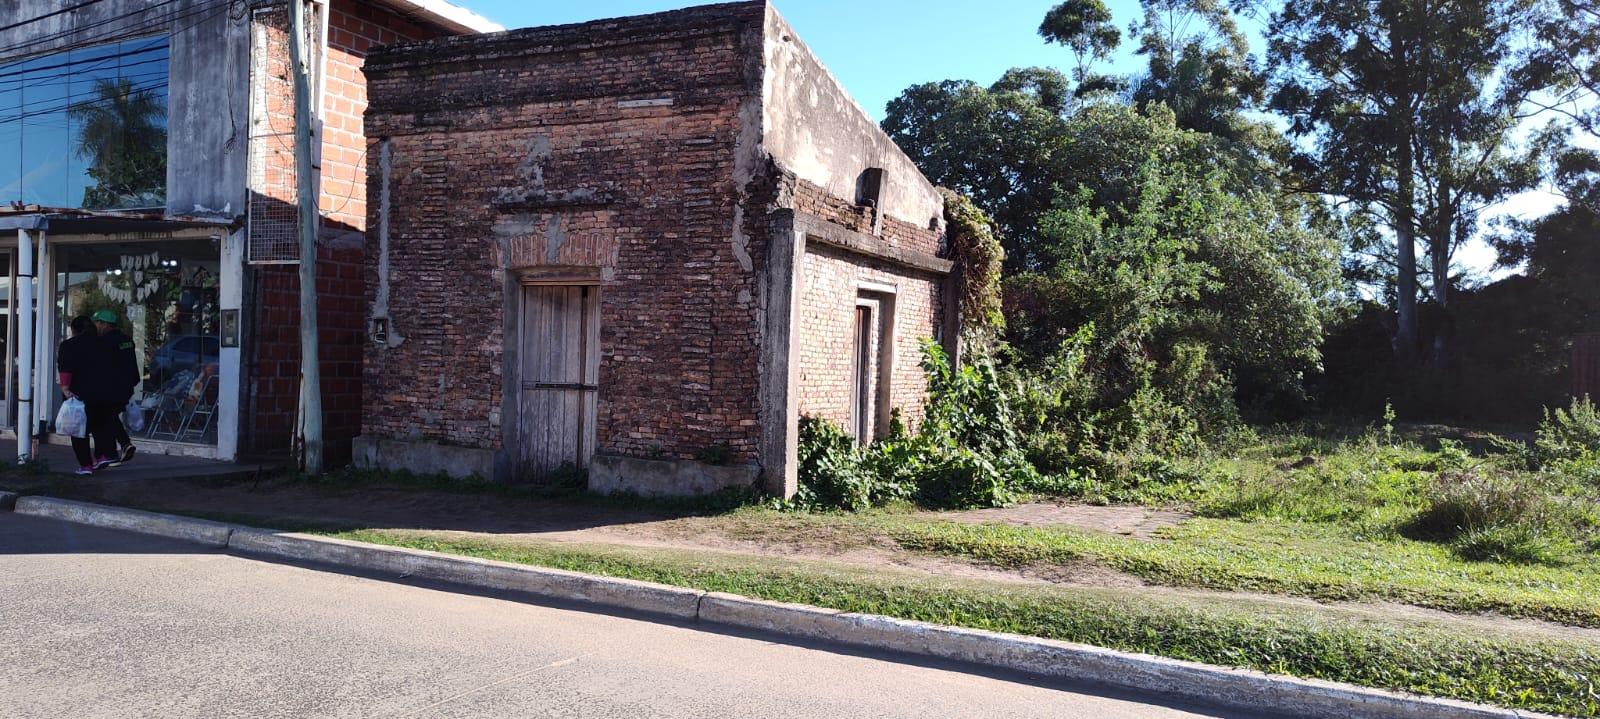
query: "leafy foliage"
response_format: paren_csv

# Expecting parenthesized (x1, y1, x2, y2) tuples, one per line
(1005, 105, 1339, 432)
(795, 343, 1040, 510)
(939, 189, 1005, 344)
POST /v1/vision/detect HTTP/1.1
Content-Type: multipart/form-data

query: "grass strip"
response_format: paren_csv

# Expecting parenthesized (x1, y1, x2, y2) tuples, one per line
(334, 529, 1599, 717)
(883, 517, 1600, 627)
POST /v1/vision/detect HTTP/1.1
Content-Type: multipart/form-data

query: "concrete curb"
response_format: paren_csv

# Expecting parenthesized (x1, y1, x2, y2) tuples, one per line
(13, 496, 234, 547)
(227, 528, 703, 620)
(4, 496, 1558, 719)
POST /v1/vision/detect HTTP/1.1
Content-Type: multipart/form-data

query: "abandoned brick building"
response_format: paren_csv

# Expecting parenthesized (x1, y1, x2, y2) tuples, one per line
(356, 1, 960, 497)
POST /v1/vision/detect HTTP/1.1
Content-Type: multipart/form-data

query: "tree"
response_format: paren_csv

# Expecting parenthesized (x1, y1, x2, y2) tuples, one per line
(69, 77, 166, 210)
(1127, 0, 1262, 140)
(1519, 0, 1600, 145)
(1267, 0, 1545, 366)
(1038, 0, 1123, 92)
(882, 69, 1075, 270)
(1006, 105, 1341, 422)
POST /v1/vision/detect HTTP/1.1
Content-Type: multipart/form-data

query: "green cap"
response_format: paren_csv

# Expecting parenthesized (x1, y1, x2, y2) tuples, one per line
(91, 309, 117, 324)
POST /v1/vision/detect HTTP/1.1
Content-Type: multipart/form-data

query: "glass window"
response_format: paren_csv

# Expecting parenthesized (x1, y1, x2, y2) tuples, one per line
(0, 36, 169, 210)
(55, 238, 221, 445)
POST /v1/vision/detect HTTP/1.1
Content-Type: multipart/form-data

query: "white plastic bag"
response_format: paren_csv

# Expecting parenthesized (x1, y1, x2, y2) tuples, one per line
(56, 398, 87, 439)
(124, 397, 146, 434)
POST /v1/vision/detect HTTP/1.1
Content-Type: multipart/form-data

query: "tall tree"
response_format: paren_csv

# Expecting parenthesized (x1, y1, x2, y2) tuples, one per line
(1127, 0, 1263, 140)
(1038, 0, 1122, 91)
(882, 69, 1075, 270)
(1520, 0, 1600, 145)
(1267, 0, 1544, 365)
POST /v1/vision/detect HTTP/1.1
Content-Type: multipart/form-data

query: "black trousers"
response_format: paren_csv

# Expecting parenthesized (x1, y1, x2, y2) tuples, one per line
(71, 402, 120, 468)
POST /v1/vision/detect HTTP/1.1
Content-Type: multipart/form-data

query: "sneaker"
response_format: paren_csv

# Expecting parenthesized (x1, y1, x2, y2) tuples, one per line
(92, 457, 113, 471)
(74, 466, 94, 476)
(120, 445, 137, 463)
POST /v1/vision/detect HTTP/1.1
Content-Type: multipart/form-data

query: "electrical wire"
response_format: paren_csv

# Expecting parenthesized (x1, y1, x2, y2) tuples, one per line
(0, 0, 227, 63)
(0, 0, 109, 35)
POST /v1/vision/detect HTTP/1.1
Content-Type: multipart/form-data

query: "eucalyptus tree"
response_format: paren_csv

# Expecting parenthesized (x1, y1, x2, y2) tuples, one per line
(1267, 0, 1546, 365)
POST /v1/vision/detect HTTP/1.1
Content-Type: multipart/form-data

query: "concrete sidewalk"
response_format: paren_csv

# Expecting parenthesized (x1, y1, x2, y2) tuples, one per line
(14, 442, 277, 483)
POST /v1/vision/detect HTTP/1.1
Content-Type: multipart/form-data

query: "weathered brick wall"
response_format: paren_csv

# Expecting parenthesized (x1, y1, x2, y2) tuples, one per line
(362, 3, 770, 463)
(795, 243, 943, 435)
(784, 168, 947, 437)
(791, 178, 943, 256)
(244, 0, 444, 462)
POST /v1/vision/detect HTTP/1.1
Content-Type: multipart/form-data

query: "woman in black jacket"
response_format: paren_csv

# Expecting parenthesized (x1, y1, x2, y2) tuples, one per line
(58, 315, 119, 474)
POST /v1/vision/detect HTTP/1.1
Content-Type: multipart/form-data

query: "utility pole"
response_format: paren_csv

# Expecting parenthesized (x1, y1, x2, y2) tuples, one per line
(289, 0, 323, 475)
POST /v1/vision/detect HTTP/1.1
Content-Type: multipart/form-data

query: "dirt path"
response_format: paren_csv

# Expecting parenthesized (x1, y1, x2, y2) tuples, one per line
(17, 473, 1600, 645)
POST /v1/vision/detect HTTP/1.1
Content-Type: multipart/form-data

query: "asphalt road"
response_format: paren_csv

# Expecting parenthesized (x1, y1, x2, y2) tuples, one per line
(0, 512, 1271, 719)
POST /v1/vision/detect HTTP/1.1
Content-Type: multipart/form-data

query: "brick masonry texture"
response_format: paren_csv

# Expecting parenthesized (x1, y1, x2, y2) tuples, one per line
(243, 0, 444, 463)
(362, 1, 949, 479)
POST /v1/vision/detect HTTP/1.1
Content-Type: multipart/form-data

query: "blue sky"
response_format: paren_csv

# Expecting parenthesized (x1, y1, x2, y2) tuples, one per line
(465, 0, 1166, 120)
(461, 0, 1543, 279)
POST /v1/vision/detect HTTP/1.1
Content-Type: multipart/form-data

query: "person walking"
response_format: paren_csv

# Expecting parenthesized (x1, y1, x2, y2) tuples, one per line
(92, 309, 140, 464)
(58, 315, 119, 475)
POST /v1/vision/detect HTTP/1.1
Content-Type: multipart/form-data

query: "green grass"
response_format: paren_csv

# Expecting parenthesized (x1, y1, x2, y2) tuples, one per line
(333, 529, 1600, 718)
(884, 516, 1600, 626)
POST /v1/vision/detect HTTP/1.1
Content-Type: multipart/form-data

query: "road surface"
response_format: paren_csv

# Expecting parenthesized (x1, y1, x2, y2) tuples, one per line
(0, 512, 1269, 719)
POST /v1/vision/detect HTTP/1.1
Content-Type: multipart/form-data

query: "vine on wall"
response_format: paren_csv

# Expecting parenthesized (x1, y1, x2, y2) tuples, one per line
(941, 188, 1006, 348)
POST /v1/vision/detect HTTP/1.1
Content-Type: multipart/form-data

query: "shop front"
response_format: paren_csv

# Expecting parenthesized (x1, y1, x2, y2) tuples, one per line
(0, 213, 243, 462)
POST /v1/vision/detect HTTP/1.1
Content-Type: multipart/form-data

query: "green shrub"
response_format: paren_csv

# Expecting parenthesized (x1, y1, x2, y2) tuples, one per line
(1411, 469, 1558, 538)
(1532, 396, 1600, 477)
(795, 417, 877, 511)
(1410, 468, 1592, 566)
(793, 342, 1039, 511)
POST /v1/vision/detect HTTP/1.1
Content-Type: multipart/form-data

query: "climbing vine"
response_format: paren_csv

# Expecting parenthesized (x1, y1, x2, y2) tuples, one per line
(940, 188, 1006, 347)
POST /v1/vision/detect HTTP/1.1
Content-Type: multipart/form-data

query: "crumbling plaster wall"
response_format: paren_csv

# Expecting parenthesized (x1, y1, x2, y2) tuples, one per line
(758, 4, 944, 237)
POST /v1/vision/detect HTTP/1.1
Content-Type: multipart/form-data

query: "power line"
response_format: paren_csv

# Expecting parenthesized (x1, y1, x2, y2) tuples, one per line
(0, 58, 169, 93)
(0, 79, 168, 126)
(0, 0, 109, 35)
(0, 42, 166, 85)
(0, 0, 229, 63)
(0, 0, 185, 59)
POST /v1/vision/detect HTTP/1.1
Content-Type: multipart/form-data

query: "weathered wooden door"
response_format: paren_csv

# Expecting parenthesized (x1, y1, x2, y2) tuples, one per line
(518, 284, 600, 480)
(851, 303, 874, 442)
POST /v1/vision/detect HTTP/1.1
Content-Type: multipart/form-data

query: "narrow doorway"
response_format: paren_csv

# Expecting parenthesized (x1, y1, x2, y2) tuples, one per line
(518, 283, 600, 480)
(851, 303, 874, 441)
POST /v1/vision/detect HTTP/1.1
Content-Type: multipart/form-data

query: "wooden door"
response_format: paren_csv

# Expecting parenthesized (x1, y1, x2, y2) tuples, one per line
(851, 304, 874, 442)
(518, 284, 600, 480)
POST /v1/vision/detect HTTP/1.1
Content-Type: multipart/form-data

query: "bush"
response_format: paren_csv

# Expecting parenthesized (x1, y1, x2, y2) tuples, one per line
(1454, 524, 1579, 566)
(795, 417, 878, 511)
(793, 342, 1040, 511)
(1410, 467, 1590, 566)
(1532, 396, 1600, 472)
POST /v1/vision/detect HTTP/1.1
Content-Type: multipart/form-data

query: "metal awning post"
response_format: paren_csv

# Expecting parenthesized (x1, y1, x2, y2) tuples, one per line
(15, 228, 33, 462)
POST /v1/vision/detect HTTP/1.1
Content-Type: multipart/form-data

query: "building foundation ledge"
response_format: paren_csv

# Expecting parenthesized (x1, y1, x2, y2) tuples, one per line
(588, 454, 761, 498)
(353, 436, 496, 481)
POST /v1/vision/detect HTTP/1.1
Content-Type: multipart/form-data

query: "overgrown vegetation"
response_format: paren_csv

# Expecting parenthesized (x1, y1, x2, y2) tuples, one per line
(795, 343, 1044, 510)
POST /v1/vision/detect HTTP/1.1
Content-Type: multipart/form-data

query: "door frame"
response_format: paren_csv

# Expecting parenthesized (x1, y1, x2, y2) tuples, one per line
(511, 270, 601, 480)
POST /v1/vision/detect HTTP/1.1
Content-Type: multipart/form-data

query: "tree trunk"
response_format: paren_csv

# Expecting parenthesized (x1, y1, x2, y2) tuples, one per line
(1389, 15, 1421, 364)
(1430, 189, 1454, 370)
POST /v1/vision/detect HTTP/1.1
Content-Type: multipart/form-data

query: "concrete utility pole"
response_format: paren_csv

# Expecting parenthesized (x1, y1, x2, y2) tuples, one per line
(15, 228, 33, 464)
(289, 0, 324, 475)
